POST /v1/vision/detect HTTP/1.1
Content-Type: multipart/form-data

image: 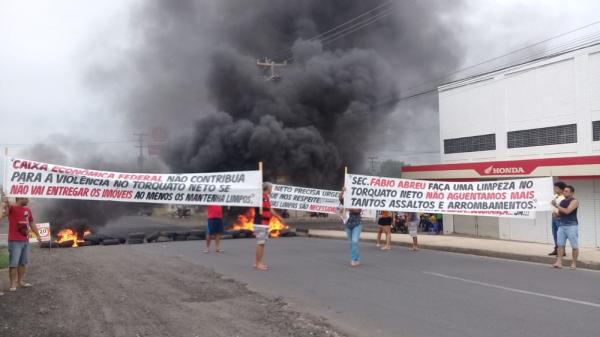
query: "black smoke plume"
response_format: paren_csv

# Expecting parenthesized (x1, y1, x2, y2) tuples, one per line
(90, 0, 466, 187)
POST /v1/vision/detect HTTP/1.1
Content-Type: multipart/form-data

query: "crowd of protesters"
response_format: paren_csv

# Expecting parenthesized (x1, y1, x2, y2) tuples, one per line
(0, 179, 583, 286)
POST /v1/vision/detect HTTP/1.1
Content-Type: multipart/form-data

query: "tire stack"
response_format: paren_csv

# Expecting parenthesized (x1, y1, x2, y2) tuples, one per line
(128, 232, 145, 244)
(102, 238, 120, 246)
(187, 230, 206, 240)
(226, 230, 241, 239)
(112, 235, 127, 244)
(156, 231, 176, 242)
(84, 234, 108, 246)
(280, 230, 297, 237)
(237, 229, 254, 238)
(173, 231, 190, 241)
(145, 231, 160, 243)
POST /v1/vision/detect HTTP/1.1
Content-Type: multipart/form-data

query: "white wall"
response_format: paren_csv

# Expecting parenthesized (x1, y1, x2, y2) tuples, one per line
(437, 45, 600, 247)
(439, 44, 600, 163)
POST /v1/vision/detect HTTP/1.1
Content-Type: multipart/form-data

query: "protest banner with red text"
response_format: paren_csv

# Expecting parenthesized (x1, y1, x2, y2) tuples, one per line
(4, 158, 262, 207)
(343, 174, 554, 218)
(270, 184, 340, 214)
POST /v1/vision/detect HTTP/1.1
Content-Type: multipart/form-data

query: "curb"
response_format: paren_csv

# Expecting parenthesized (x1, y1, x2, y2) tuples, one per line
(308, 233, 600, 271)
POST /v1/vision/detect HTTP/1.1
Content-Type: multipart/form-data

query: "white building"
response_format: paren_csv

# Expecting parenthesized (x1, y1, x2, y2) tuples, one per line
(402, 43, 600, 248)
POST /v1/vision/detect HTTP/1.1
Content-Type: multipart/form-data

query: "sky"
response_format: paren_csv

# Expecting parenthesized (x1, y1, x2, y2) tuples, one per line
(1, 0, 600, 179)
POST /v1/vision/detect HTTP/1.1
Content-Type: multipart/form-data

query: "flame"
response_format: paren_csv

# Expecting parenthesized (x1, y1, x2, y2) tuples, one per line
(229, 208, 289, 237)
(268, 216, 287, 238)
(56, 228, 91, 247)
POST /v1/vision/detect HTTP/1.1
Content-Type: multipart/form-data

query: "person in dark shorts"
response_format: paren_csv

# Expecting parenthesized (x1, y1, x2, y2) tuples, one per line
(205, 205, 224, 253)
(376, 211, 394, 250)
(551, 185, 579, 269)
(2, 197, 41, 292)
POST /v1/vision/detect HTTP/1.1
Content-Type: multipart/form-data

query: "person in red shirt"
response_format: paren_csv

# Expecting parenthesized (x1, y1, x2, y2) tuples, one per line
(205, 205, 224, 253)
(2, 197, 41, 292)
(253, 182, 282, 271)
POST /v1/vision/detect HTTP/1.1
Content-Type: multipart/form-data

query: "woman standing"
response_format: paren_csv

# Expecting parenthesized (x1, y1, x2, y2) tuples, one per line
(377, 211, 394, 250)
(405, 212, 420, 251)
(340, 188, 362, 267)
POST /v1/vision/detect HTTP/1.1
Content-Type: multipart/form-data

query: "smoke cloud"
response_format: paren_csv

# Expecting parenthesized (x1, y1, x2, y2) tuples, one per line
(90, 0, 466, 187)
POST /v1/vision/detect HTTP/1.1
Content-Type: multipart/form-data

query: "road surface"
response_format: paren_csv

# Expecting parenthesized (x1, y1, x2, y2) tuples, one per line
(134, 237, 600, 337)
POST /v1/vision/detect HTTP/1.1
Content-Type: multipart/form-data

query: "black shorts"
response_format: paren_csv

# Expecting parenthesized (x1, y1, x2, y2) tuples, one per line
(378, 217, 393, 226)
(207, 218, 224, 234)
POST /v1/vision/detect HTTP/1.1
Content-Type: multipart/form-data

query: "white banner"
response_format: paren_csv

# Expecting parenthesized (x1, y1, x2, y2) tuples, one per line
(344, 174, 554, 218)
(4, 158, 262, 207)
(271, 184, 340, 214)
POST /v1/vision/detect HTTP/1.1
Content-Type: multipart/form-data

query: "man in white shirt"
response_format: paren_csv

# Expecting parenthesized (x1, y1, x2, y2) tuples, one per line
(549, 181, 566, 256)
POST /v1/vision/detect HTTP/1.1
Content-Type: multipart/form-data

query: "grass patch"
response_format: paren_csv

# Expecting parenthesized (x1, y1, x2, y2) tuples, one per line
(0, 249, 8, 269)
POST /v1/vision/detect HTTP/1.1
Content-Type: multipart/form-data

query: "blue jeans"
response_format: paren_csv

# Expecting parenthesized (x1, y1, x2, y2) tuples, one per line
(8, 241, 30, 267)
(557, 223, 579, 249)
(345, 224, 362, 262)
(551, 218, 559, 247)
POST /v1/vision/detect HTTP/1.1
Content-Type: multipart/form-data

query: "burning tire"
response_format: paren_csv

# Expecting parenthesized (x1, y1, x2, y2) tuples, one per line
(226, 230, 241, 239)
(280, 230, 297, 237)
(102, 239, 120, 246)
(238, 229, 254, 238)
(84, 237, 102, 245)
(146, 231, 160, 243)
(84, 239, 100, 246)
(58, 240, 75, 248)
(83, 234, 107, 244)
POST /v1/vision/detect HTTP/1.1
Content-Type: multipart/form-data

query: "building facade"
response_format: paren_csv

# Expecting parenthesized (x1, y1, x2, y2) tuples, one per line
(402, 43, 600, 248)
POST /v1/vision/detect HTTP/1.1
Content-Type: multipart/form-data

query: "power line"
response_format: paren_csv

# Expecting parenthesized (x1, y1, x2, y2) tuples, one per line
(401, 19, 600, 96)
(272, 1, 393, 62)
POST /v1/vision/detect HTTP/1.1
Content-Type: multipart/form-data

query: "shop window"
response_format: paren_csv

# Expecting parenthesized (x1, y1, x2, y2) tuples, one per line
(444, 134, 496, 154)
(593, 121, 600, 141)
(507, 124, 577, 149)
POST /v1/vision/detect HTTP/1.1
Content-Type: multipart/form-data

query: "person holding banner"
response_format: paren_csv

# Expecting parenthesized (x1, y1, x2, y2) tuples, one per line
(253, 182, 282, 271)
(549, 181, 566, 257)
(205, 205, 224, 253)
(376, 211, 394, 250)
(1, 197, 41, 292)
(340, 188, 362, 267)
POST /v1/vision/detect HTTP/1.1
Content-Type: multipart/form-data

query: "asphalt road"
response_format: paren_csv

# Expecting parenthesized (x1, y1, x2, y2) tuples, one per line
(131, 237, 600, 337)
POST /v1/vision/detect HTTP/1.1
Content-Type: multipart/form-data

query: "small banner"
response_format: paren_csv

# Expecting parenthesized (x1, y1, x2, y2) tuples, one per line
(343, 174, 554, 218)
(270, 184, 340, 214)
(4, 158, 262, 207)
(30, 223, 51, 243)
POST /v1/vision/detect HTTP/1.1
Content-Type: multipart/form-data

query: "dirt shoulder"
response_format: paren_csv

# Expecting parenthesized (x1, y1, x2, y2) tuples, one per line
(0, 245, 346, 337)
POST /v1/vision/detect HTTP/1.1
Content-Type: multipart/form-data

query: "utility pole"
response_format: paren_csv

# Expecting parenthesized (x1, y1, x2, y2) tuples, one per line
(368, 156, 378, 175)
(256, 57, 287, 82)
(133, 133, 146, 172)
